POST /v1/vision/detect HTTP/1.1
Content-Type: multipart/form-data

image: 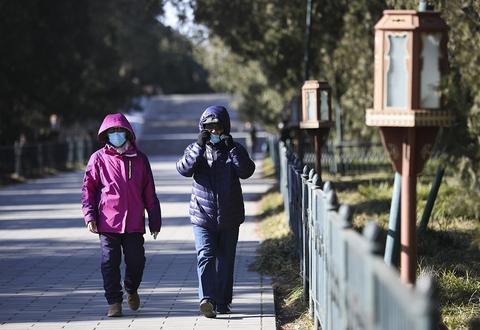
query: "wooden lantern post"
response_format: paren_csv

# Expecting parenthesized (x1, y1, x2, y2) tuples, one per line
(366, 9, 453, 285)
(287, 95, 304, 159)
(300, 80, 334, 179)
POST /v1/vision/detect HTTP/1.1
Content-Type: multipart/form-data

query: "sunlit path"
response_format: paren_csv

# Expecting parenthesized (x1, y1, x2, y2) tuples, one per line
(0, 94, 276, 330)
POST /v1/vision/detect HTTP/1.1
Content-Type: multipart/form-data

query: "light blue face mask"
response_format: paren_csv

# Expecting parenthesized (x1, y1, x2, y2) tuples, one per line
(210, 134, 221, 144)
(108, 131, 127, 147)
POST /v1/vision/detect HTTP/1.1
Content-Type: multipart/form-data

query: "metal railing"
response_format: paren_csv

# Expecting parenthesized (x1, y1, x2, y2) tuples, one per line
(304, 141, 392, 175)
(273, 131, 392, 175)
(278, 140, 439, 330)
(0, 138, 98, 180)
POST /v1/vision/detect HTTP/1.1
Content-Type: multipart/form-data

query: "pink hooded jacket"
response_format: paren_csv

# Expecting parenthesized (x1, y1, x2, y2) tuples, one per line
(81, 113, 161, 233)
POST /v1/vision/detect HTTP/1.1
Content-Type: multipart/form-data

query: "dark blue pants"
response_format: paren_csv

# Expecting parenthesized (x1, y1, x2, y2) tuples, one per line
(99, 233, 145, 304)
(193, 225, 239, 306)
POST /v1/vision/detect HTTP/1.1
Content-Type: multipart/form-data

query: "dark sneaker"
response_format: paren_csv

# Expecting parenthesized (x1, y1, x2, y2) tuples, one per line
(217, 304, 231, 314)
(127, 292, 140, 311)
(107, 302, 122, 317)
(199, 299, 217, 318)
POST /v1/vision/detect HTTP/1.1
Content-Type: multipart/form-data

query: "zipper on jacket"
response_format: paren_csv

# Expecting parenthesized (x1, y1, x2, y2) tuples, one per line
(123, 157, 130, 234)
(212, 148, 220, 223)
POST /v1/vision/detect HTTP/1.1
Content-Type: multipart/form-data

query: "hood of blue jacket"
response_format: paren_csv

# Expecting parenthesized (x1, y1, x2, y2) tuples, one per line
(198, 105, 231, 135)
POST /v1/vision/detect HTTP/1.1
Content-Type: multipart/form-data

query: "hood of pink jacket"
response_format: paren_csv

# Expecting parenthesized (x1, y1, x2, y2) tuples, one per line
(98, 113, 136, 144)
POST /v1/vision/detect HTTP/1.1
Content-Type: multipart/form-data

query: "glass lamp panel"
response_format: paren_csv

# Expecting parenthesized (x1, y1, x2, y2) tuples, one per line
(306, 90, 317, 121)
(386, 34, 408, 108)
(420, 33, 441, 109)
(320, 90, 329, 121)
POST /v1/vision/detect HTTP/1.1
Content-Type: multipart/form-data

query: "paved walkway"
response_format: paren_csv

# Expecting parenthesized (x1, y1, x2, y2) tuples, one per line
(0, 155, 276, 329)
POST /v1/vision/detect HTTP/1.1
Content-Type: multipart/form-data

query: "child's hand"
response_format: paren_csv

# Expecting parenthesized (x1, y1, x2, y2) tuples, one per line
(151, 231, 159, 240)
(87, 221, 98, 233)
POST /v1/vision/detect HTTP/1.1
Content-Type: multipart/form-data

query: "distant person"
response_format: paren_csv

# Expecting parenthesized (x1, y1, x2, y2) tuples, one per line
(245, 121, 258, 159)
(81, 113, 161, 317)
(176, 105, 255, 318)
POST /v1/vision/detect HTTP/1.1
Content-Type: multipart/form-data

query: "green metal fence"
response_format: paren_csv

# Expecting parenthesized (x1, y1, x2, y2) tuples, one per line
(277, 140, 439, 330)
(0, 138, 98, 180)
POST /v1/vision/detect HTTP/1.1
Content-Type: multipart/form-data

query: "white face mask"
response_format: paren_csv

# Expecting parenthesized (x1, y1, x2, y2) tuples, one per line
(210, 134, 221, 144)
(108, 131, 127, 147)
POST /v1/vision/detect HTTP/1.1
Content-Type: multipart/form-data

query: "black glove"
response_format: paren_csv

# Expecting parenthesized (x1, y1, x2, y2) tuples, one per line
(220, 134, 234, 150)
(197, 130, 210, 147)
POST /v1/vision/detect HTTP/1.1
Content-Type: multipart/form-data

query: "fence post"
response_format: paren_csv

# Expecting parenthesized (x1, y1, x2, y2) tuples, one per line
(76, 138, 85, 166)
(311, 173, 323, 330)
(415, 275, 440, 330)
(294, 157, 303, 257)
(324, 182, 338, 330)
(362, 221, 384, 329)
(36, 143, 44, 175)
(301, 165, 311, 303)
(324, 182, 338, 211)
(337, 204, 352, 330)
(363, 221, 385, 256)
(270, 135, 281, 180)
(286, 151, 294, 232)
(83, 138, 92, 163)
(307, 168, 316, 316)
(66, 137, 74, 168)
(281, 145, 290, 223)
(338, 204, 353, 228)
(290, 154, 301, 235)
(13, 137, 26, 178)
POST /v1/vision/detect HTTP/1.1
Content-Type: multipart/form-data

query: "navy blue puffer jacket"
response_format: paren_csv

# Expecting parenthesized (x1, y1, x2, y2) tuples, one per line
(176, 106, 256, 230)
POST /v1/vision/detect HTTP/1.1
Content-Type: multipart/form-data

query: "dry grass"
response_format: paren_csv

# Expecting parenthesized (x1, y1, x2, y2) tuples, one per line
(251, 188, 313, 330)
(325, 167, 480, 329)
(254, 158, 479, 329)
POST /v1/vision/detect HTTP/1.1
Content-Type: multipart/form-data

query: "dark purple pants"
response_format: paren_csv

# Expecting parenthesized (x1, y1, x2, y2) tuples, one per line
(99, 233, 145, 304)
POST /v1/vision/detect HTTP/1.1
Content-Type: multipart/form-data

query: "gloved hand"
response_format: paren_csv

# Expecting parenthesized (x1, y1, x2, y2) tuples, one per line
(220, 134, 234, 150)
(151, 231, 159, 240)
(197, 129, 210, 148)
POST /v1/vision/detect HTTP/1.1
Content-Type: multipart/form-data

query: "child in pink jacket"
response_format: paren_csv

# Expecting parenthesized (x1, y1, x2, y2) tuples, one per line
(81, 113, 161, 317)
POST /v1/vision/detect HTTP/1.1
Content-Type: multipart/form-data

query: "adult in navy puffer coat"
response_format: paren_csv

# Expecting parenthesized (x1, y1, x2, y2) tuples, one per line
(176, 105, 255, 318)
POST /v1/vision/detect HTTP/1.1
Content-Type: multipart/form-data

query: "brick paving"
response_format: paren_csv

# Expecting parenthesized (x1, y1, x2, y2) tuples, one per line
(0, 156, 276, 330)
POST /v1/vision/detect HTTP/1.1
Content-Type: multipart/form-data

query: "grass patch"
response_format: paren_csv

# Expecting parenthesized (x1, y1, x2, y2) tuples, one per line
(262, 156, 276, 179)
(254, 158, 479, 328)
(259, 191, 284, 219)
(325, 167, 480, 329)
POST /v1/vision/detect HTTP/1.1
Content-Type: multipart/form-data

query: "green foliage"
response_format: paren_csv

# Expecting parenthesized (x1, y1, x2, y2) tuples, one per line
(0, 0, 211, 145)
(193, 37, 285, 126)
(194, 0, 306, 89)
(326, 0, 386, 141)
(190, 0, 480, 189)
(192, 0, 309, 128)
(384, 0, 480, 191)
